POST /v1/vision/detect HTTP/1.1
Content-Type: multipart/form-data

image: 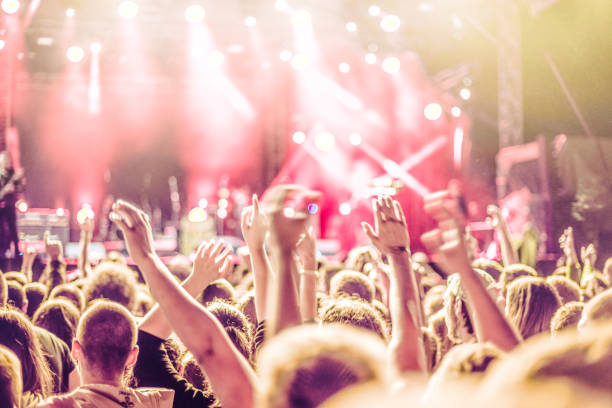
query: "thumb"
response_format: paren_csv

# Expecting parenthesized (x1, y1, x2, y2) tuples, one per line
(361, 222, 378, 244)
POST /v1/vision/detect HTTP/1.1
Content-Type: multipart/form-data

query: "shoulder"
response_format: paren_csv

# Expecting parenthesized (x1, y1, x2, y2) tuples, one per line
(36, 395, 80, 408)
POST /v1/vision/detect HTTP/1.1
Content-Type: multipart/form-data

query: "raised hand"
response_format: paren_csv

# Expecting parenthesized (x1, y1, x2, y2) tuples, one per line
(44, 231, 63, 262)
(486, 204, 502, 228)
(581, 243, 597, 266)
(361, 196, 410, 254)
(109, 200, 155, 263)
(240, 195, 267, 250)
(80, 217, 95, 235)
(264, 185, 312, 252)
(296, 226, 316, 270)
(191, 240, 233, 288)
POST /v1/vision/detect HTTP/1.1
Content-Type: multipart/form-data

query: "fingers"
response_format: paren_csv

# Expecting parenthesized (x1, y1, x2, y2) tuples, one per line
(109, 211, 130, 233)
(421, 229, 443, 252)
(361, 222, 379, 243)
(241, 207, 251, 230)
(252, 194, 260, 215)
(44, 231, 50, 246)
(216, 247, 232, 264)
(210, 240, 225, 259)
(219, 256, 232, 278)
(392, 200, 406, 224)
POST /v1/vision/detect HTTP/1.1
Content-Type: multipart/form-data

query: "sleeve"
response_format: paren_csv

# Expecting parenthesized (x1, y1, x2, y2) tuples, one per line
(134, 330, 218, 408)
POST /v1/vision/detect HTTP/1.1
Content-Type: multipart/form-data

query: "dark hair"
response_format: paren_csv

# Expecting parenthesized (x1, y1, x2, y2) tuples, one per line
(330, 270, 375, 303)
(33, 299, 80, 348)
(0, 308, 52, 397)
(25, 283, 48, 319)
(50, 284, 85, 311)
(77, 300, 137, 379)
(83, 262, 138, 312)
(6, 281, 25, 311)
(201, 279, 235, 305)
(319, 297, 388, 341)
(0, 345, 21, 408)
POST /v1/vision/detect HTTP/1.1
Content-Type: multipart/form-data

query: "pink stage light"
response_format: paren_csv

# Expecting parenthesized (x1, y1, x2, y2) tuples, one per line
(66, 46, 84, 62)
(1, 0, 20, 14)
(339, 202, 351, 215)
(16, 200, 27, 213)
(118, 1, 138, 19)
(76, 204, 94, 224)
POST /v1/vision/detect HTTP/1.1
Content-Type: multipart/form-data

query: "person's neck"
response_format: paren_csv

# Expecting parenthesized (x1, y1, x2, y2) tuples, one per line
(80, 370, 123, 388)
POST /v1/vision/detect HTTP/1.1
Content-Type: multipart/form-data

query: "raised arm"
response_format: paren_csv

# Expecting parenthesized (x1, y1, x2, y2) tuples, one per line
(487, 205, 518, 267)
(77, 218, 94, 277)
(559, 227, 581, 283)
(362, 196, 426, 373)
(20, 244, 36, 283)
(39, 231, 66, 287)
(110, 200, 256, 408)
(240, 195, 273, 322)
(296, 226, 317, 322)
(423, 192, 520, 351)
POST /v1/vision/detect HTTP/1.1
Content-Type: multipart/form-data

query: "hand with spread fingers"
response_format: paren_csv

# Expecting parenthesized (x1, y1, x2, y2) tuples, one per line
(109, 200, 156, 263)
(192, 240, 233, 288)
(361, 195, 410, 255)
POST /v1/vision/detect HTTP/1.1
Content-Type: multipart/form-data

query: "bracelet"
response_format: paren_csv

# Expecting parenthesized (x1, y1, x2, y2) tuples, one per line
(299, 269, 319, 278)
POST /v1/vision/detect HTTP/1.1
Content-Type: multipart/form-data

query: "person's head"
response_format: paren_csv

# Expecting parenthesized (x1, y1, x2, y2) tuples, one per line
(33, 299, 80, 348)
(579, 287, 612, 330)
(83, 262, 138, 312)
(604, 258, 612, 286)
(582, 272, 608, 302)
(329, 270, 375, 303)
(472, 258, 504, 281)
(344, 246, 378, 273)
(104, 250, 127, 265)
(505, 277, 561, 339)
(207, 301, 252, 360)
(499, 264, 537, 298)
(551, 301, 584, 336)
(24, 283, 48, 319)
(0, 274, 6, 307)
(0, 308, 52, 397)
(320, 262, 344, 293)
(0, 345, 21, 408)
(238, 291, 257, 325)
(444, 271, 496, 343)
(319, 297, 388, 341)
(133, 287, 154, 317)
(6, 281, 26, 312)
(3, 272, 27, 287)
(546, 276, 581, 304)
(423, 285, 446, 321)
(201, 279, 235, 305)
(49, 283, 85, 312)
(73, 300, 138, 383)
(257, 324, 387, 408)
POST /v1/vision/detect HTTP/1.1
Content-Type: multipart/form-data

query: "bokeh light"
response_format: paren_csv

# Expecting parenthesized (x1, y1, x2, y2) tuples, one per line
(292, 131, 306, 144)
(315, 131, 335, 151)
(279, 49, 293, 61)
(185, 4, 205, 23)
(1, 0, 20, 14)
(349, 132, 362, 146)
(460, 88, 471, 100)
(368, 5, 381, 16)
(207, 50, 225, 67)
(198, 198, 208, 208)
(66, 46, 85, 63)
(291, 54, 310, 71)
(380, 14, 401, 32)
(188, 207, 207, 222)
(117, 1, 138, 19)
(339, 202, 351, 215)
(451, 106, 462, 117)
(338, 62, 350, 73)
(244, 16, 256, 27)
(291, 10, 311, 27)
(382, 57, 400, 74)
(76, 204, 95, 224)
(424, 103, 443, 121)
(345, 22, 357, 32)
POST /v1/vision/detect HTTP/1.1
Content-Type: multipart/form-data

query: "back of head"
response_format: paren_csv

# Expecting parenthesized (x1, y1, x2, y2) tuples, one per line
(505, 277, 561, 339)
(0, 308, 51, 396)
(207, 301, 252, 360)
(580, 287, 612, 329)
(76, 300, 137, 380)
(0, 345, 21, 408)
(472, 258, 504, 281)
(423, 285, 446, 320)
(551, 301, 583, 336)
(344, 246, 377, 273)
(257, 324, 386, 408)
(201, 279, 235, 305)
(33, 299, 80, 348)
(320, 262, 344, 293)
(25, 283, 48, 319)
(319, 297, 388, 341)
(500, 264, 537, 297)
(83, 262, 138, 312)
(6, 281, 25, 311)
(238, 291, 257, 325)
(329, 270, 375, 303)
(50, 284, 85, 312)
(3, 272, 27, 287)
(546, 276, 581, 304)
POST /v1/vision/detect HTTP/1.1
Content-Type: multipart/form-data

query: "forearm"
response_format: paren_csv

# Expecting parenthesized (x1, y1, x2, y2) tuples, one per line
(299, 272, 317, 322)
(267, 247, 301, 336)
(458, 258, 520, 350)
(21, 263, 33, 283)
(78, 231, 92, 277)
(496, 222, 518, 266)
(137, 255, 256, 408)
(388, 250, 425, 373)
(248, 246, 271, 322)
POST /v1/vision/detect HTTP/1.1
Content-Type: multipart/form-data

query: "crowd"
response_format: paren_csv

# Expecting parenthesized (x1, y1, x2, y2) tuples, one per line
(0, 184, 611, 407)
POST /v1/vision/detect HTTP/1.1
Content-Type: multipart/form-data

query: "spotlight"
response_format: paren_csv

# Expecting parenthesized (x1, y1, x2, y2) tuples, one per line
(76, 204, 94, 224)
(381, 56, 400, 74)
(65, 8, 75, 17)
(274, 0, 289, 12)
(345, 22, 357, 32)
(185, 4, 205, 23)
(279, 49, 292, 61)
(244, 16, 256, 27)
(218, 198, 229, 209)
(349, 132, 362, 146)
(117, 1, 138, 19)
(424, 103, 442, 121)
(283, 207, 295, 218)
(460, 88, 471, 100)
(188, 207, 207, 222)
(368, 5, 381, 16)
(0, 40, 5, 50)
(291, 9, 311, 27)
(307, 203, 319, 214)
(339, 202, 351, 215)
(217, 207, 228, 219)
(315, 131, 335, 151)
(380, 14, 400, 32)
(198, 198, 208, 208)
(365, 53, 377, 64)
(16, 200, 27, 213)
(1, 0, 19, 14)
(291, 54, 310, 71)
(451, 106, 462, 117)
(292, 131, 306, 144)
(90, 42, 101, 53)
(56, 208, 65, 217)
(338, 62, 350, 73)
(207, 50, 225, 67)
(66, 46, 84, 63)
